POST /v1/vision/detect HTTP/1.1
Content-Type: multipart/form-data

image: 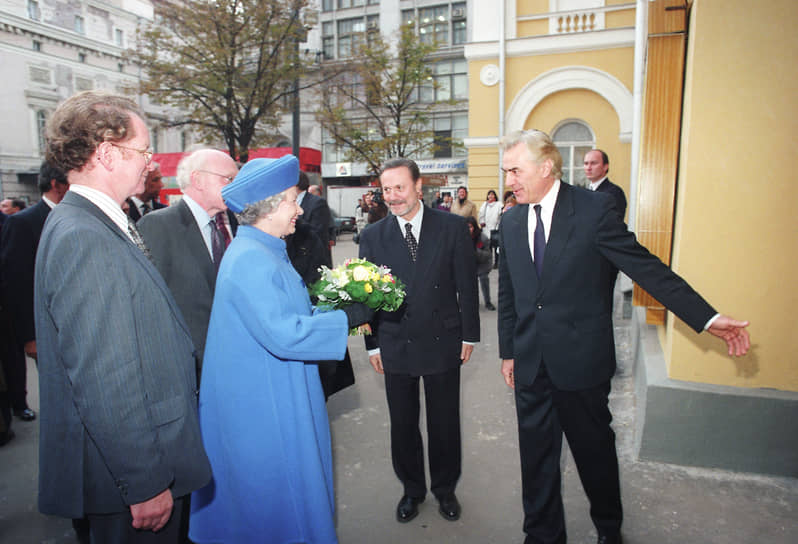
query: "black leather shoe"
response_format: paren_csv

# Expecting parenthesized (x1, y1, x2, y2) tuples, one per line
(396, 495, 424, 523)
(485, 302, 496, 311)
(14, 408, 36, 421)
(597, 535, 622, 544)
(437, 493, 461, 521)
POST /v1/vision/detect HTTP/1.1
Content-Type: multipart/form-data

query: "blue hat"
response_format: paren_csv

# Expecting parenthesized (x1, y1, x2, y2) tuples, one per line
(223, 155, 299, 213)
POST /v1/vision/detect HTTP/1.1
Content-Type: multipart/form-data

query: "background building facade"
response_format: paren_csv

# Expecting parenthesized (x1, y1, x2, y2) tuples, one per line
(465, 0, 797, 477)
(0, 0, 190, 202)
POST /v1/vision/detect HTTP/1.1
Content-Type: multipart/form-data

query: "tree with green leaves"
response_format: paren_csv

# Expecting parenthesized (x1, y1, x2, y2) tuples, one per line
(130, 0, 309, 162)
(315, 25, 445, 175)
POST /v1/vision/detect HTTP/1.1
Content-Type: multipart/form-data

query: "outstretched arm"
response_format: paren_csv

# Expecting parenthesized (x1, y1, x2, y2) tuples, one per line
(707, 315, 750, 357)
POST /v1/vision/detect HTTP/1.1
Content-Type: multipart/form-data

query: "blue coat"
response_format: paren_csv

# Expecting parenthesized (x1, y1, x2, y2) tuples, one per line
(189, 225, 349, 544)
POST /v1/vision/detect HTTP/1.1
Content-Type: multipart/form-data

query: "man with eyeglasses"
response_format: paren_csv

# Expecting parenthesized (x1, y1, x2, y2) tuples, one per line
(138, 148, 239, 384)
(126, 162, 167, 221)
(34, 90, 211, 543)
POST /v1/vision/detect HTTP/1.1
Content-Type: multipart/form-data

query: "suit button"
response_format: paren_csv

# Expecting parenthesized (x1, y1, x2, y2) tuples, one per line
(536, 304, 543, 309)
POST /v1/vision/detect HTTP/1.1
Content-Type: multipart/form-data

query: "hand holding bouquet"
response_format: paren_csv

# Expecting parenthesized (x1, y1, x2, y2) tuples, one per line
(309, 258, 406, 334)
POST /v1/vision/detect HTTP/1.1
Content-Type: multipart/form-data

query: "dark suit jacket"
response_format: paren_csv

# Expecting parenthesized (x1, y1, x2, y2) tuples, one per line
(137, 199, 236, 372)
(34, 191, 211, 518)
(300, 192, 332, 249)
(0, 199, 51, 346)
(595, 178, 627, 221)
(126, 197, 167, 221)
(359, 206, 480, 376)
(498, 183, 715, 391)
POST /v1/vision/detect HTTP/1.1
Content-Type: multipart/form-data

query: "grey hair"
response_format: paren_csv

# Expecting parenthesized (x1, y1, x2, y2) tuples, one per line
(175, 147, 213, 190)
(234, 190, 289, 226)
(500, 130, 563, 181)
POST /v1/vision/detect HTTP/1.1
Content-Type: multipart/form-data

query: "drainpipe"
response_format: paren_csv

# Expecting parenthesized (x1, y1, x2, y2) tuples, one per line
(628, 0, 649, 232)
(498, 0, 506, 197)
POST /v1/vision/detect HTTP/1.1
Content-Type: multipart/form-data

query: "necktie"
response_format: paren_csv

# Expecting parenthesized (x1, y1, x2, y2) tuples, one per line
(404, 223, 418, 262)
(127, 217, 153, 262)
(140, 202, 152, 215)
(214, 212, 231, 248)
(533, 204, 545, 277)
(209, 218, 225, 271)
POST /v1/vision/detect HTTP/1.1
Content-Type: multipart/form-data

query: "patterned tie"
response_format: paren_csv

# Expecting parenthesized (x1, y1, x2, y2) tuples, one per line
(533, 204, 546, 277)
(214, 212, 231, 248)
(209, 218, 225, 271)
(404, 223, 418, 262)
(127, 217, 153, 262)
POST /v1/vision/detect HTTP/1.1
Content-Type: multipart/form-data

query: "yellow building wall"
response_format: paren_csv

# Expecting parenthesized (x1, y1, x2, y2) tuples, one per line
(467, 47, 634, 210)
(666, 0, 798, 390)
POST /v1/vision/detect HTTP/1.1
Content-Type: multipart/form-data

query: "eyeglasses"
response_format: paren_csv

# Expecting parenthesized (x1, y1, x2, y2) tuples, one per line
(197, 170, 235, 184)
(110, 143, 153, 164)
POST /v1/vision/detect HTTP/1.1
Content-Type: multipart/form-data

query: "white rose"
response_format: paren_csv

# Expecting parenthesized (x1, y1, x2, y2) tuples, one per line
(352, 265, 370, 282)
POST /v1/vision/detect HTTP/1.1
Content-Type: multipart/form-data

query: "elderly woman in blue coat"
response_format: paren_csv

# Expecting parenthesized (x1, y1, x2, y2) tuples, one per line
(189, 155, 372, 544)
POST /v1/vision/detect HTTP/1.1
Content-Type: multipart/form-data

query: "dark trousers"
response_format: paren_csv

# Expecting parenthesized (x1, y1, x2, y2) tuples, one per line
(384, 366, 461, 499)
(0, 311, 28, 412)
(478, 273, 492, 305)
(515, 364, 622, 544)
(88, 496, 184, 544)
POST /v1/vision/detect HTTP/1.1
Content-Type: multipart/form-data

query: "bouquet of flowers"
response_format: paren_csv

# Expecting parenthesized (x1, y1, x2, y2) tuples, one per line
(309, 258, 406, 334)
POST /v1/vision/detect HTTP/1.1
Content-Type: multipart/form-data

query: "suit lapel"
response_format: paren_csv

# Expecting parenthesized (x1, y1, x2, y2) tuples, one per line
(177, 200, 216, 290)
(413, 206, 438, 288)
(505, 205, 539, 294)
(540, 183, 575, 289)
(64, 192, 193, 338)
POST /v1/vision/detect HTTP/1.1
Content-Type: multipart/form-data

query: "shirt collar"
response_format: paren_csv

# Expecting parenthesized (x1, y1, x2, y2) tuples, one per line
(181, 193, 212, 227)
(394, 200, 424, 237)
(69, 184, 130, 236)
(41, 194, 57, 209)
(296, 190, 307, 207)
(537, 179, 561, 210)
(589, 176, 608, 191)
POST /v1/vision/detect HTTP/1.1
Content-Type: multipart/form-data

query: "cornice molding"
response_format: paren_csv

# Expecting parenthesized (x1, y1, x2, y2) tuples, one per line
(465, 28, 635, 61)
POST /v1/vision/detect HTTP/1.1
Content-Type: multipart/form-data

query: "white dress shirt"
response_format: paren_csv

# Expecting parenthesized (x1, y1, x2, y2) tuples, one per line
(69, 185, 133, 242)
(181, 193, 215, 258)
(527, 180, 561, 261)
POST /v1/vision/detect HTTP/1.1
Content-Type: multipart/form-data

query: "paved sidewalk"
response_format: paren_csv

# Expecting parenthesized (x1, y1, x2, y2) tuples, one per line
(1, 236, 796, 543)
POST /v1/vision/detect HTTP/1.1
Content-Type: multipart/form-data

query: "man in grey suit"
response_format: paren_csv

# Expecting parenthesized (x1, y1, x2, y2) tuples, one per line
(35, 91, 211, 543)
(138, 148, 238, 379)
(359, 158, 480, 524)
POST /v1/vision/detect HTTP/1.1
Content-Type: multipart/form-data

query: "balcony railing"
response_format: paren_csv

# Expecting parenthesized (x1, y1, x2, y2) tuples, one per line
(517, 2, 636, 36)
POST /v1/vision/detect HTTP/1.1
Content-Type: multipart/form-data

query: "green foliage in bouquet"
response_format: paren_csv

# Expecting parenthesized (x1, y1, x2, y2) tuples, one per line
(309, 258, 406, 313)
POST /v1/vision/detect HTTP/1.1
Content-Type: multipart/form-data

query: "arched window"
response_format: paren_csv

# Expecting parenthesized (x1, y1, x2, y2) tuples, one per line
(552, 120, 594, 187)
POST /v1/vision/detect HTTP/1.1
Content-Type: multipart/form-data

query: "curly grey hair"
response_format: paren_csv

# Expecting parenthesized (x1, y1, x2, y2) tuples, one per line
(234, 189, 290, 226)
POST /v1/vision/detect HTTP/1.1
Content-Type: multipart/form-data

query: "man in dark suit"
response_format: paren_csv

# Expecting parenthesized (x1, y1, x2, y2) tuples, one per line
(359, 158, 480, 524)
(498, 130, 750, 544)
(126, 162, 167, 221)
(0, 161, 68, 421)
(138, 148, 238, 379)
(584, 149, 626, 220)
(35, 91, 210, 543)
(297, 171, 333, 263)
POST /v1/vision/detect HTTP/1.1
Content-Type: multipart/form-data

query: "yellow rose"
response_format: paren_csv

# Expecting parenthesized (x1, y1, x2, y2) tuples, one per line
(364, 283, 373, 293)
